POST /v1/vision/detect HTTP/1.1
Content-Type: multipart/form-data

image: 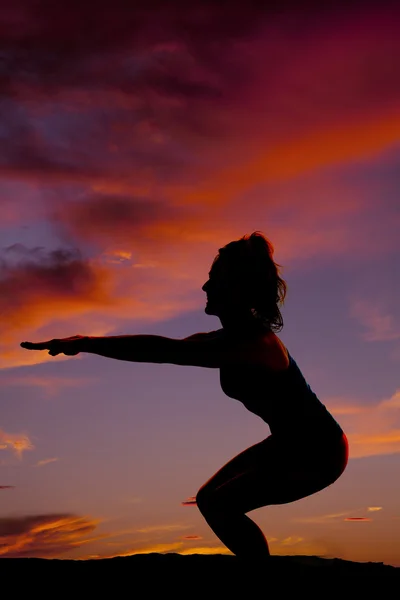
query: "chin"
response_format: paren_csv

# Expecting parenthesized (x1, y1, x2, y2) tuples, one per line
(205, 303, 216, 316)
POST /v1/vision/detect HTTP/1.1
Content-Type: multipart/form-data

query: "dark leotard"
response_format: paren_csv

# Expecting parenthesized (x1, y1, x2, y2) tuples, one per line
(221, 351, 342, 437)
(220, 350, 348, 486)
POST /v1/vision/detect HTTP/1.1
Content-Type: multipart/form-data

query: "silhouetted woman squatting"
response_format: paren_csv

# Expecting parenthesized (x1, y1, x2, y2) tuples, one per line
(21, 232, 348, 559)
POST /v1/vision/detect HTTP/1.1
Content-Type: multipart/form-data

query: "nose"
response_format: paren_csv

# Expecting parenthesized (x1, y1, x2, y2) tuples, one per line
(202, 280, 208, 293)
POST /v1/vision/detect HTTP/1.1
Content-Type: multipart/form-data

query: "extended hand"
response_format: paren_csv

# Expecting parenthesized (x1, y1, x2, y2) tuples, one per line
(20, 335, 87, 356)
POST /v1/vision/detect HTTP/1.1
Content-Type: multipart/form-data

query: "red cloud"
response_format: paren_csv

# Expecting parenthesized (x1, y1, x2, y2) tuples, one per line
(344, 518, 372, 522)
(2, 0, 400, 372)
(50, 194, 197, 247)
(0, 486, 15, 490)
(0, 244, 113, 333)
(1, 0, 400, 188)
(181, 496, 197, 506)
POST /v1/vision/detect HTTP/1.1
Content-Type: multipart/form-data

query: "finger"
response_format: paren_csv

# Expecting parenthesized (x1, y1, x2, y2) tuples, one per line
(20, 341, 49, 350)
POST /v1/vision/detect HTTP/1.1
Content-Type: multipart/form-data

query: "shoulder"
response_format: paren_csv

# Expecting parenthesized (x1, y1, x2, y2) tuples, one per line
(182, 329, 224, 342)
(226, 328, 289, 371)
(177, 328, 285, 369)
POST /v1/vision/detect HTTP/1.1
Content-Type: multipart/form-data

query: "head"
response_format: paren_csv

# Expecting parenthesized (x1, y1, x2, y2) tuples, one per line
(202, 231, 287, 332)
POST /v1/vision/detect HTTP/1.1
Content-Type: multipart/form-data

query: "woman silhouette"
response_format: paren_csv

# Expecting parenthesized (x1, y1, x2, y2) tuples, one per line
(21, 231, 348, 559)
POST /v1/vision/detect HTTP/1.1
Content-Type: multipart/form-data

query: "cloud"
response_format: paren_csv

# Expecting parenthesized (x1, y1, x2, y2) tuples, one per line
(179, 545, 231, 555)
(182, 535, 202, 540)
(0, 514, 100, 558)
(35, 457, 58, 467)
(0, 428, 34, 458)
(135, 524, 190, 534)
(1, 1, 400, 187)
(1, 373, 96, 399)
(292, 504, 386, 524)
(0, 486, 15, 490)
(121, 496, 143, 506)
(82, 541, 231, 559)
(0, 244, 114, 337)
(329, 389, 400, 458)
(49, 193, 202, 249)
(293, 511, 354, 524)
(110, 542, 185, 557)
(350, 299, 400, 342)
(0, 244, 119, 368)
(280, 536, 304, 546)
(2, 0, 399, 373)
(182, 496, 197, 506)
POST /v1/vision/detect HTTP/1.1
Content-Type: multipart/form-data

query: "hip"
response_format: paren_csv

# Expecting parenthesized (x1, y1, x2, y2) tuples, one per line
(262, 430, 349, 477)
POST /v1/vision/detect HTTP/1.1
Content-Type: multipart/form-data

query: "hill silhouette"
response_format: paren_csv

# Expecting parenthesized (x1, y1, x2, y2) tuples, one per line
(3, 553, 399, 593)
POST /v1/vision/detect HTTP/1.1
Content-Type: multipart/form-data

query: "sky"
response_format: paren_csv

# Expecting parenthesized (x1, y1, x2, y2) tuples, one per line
(0, 0, 399, 565)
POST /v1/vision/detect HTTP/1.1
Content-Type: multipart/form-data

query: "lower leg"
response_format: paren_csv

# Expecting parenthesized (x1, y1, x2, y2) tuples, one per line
(204, 511, 270, 559)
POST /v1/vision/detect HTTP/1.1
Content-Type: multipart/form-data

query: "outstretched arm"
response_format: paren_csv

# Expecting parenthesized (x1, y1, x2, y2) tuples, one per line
(83, 334, 184, 364)
(21, 329, 271, 368)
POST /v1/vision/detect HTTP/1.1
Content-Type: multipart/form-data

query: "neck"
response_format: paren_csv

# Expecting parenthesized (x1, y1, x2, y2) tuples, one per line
(218, 310, 264, 334)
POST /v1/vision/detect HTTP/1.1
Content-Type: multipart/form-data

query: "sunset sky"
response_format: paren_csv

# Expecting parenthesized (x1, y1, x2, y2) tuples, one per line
(1, 0, 399, 565)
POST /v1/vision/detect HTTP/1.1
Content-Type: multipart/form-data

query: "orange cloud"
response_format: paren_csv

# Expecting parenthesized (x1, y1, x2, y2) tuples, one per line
(344, 518, 372, 522)
(177, 112, 400, 211)
(179, 546, 231, 555)
(0, 246, 113, 330)
(135, 524, 190, 534)
(83, 541, 232, 559)
(2, 1, 400, 375)
(0, 514, 100, 558)
(329, 389, 400, 458)
(0, 428, 33, 458)
(280, 536, 304, 546)
(35, 457, 59, 467)
(108, 542, 184, 557)
(293, 511, 354, 524)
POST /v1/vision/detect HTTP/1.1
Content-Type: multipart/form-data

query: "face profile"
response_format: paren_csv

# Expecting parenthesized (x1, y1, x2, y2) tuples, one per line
(202, 256, 249, 321)
(202, 259, 225, 317)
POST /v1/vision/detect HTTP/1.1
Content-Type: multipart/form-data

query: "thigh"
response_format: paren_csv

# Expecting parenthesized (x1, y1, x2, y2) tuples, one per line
(197, 433, 348, 513)
(198, 436, 274, 496)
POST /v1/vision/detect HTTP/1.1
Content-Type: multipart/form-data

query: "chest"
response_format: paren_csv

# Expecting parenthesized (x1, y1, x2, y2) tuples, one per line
(219, 366, 269, 401)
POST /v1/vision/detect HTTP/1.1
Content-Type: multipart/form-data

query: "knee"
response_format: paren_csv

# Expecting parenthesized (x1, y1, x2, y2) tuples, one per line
(195, 485, 209, 515)
(196, 485, 226, 518)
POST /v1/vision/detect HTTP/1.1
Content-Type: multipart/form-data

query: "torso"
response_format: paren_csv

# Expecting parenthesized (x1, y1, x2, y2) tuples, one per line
(218, 328, 289, 402)
(217, 326, 343, 442)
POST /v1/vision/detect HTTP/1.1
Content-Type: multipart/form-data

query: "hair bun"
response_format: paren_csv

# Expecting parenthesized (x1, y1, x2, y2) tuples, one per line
(247, 232, 273, 257)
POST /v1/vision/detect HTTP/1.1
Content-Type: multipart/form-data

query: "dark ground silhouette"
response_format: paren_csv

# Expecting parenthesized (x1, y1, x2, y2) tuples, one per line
(3, 553, 399, 593)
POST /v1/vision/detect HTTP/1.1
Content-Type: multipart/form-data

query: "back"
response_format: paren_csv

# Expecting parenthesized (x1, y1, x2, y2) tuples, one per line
(220, 351, 343, 440)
